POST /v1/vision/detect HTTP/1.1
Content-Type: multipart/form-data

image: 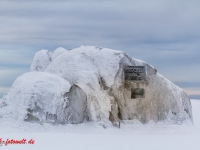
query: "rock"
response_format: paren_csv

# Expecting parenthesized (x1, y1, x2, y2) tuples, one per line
(30, 50, 52, 72)
(51, 47, 67, 61)
(0, 45, 192, 125)
(0, 72, 87, 124)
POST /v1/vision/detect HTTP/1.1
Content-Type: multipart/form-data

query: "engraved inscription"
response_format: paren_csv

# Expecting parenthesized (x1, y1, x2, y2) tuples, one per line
(124, 66, 146, 81)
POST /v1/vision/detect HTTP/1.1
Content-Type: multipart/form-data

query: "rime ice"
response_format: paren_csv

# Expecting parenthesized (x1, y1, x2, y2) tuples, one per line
(0, 46, 192, 125)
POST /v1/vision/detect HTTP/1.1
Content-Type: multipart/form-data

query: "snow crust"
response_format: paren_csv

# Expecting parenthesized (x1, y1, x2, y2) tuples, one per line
(0, 45, 192, 125)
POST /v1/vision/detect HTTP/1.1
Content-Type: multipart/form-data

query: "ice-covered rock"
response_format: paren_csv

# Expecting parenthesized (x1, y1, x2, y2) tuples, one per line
(0, 72, 87, 124)
(0, 46, 192, 125)
(30, 50, 52, 72)
(52, 47, 67, 61)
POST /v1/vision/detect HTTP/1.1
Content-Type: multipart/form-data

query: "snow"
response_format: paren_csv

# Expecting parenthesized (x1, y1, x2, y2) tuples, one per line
(0, 72, 88, 124)
(30, 49, 52, 72)
(0, 72, 72, 121)
(0, 99, 199, 150)
(51, 47, 67, 61)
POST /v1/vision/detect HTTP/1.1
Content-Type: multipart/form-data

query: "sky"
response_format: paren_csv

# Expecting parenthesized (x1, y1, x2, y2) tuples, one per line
(0, 0, 200, 99)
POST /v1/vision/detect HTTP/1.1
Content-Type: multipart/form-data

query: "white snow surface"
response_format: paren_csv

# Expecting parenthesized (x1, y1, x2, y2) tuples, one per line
(0, 99, 199, 150)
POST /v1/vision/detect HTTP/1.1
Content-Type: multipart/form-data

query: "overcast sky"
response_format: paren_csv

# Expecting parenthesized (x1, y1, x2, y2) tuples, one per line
(0, 0, 200, 99)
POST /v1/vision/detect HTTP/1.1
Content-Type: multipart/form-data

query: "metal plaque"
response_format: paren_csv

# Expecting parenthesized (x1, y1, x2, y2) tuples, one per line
(124, 66, 146, 81)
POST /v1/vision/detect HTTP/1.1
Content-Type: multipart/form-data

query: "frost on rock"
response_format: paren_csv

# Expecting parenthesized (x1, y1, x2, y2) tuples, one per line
(0, 72, 87, 124)
(1, 45, 192, 125)
(52, 47, 67, 61)
(30, 50, 52, 72)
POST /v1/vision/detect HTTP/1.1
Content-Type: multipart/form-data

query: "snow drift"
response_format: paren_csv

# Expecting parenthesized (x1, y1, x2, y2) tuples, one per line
(0, 46, 192, 125)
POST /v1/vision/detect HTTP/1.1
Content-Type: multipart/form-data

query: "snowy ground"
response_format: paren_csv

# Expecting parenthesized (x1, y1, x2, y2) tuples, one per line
(0, 99, 199, 150)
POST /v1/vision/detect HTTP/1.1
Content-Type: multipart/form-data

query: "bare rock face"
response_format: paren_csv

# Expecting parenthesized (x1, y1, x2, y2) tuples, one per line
(0, 46, 192, 125)
(56, 84, 87, 124)
(110, 63, 192, 124)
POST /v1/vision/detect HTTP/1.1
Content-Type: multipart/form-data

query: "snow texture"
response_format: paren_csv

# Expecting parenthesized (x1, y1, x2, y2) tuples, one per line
(0, 100, 199, 150)
(0, 72, 86, 124)
(0, 45, 192, 125)
(51, 47, 67, 61)
(30, 49, 52, 72)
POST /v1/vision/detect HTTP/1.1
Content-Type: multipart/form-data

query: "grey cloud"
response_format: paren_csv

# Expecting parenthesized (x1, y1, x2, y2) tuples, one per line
(174, 82, 200, 88)
(0, 68, 29, 87)
(1, 1, 200, 45)
(0, 0, 200, 98)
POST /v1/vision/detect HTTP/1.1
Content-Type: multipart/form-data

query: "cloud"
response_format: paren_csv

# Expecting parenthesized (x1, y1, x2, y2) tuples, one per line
(186, 89, 200, 96)
(0, 0, 199, 98)
(1, 1, 200, 46)
(184, 88, 200, 100)
(0, 87, 9, 99)
(0, 49, 33, 66)
(0, 68, 29, 87)
(0, 68, 29, 98)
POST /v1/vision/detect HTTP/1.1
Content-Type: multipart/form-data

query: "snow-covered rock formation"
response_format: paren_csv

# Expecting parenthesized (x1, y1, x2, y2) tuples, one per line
(0, 72, 87, 124)
(0, 46, 193, 126)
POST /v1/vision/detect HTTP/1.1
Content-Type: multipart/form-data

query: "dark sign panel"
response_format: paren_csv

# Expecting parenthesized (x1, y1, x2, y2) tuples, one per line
(124, 66, 146, 81)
